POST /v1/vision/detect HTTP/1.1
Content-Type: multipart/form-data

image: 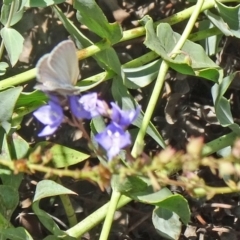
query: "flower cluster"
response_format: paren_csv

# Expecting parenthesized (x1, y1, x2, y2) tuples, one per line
(34, 92, 140, 160)
(95, 102, 140, 160)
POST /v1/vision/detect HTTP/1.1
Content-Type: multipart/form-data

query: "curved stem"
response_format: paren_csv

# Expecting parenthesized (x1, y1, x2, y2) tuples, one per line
(119, 0, 231, 43)
(65, 0, 210, 238)
(99, 190, 121, 240)
(132, 0, 205, 156)
(56, 178, 77, 227)
(66, 194, 131, 238)
(131, 61, 169, 156)
(5, 1, 16, 28)
(0, 0, 229, 89)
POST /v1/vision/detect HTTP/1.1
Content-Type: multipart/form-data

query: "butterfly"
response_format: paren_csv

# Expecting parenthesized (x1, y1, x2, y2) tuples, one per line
(35, 40, 80, 96)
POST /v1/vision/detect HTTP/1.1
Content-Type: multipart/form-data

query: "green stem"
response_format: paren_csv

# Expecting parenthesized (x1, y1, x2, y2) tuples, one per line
(7, 26, 221, 115)
(0, 131, 235, 236)
(56, 178, 77, 227)
(66, 194, 131, 238)
(64, 129, 238, 238)
(131, 61, 169, 156)
(66, 0, 214, 238)
(132, 0, 205, 156)
(170, 0, 206, 55)
(0, 0, 229, 90)
(80, 26, 221, 86)
(193, 185, 240, 198)
(5, 1, 16, 27)
(99, 190, 121, 240)
(189, 27, 221, 42)
(119, 0, 232, 43)
(76, 38, 111, 60)
(0, 68, 36, 90)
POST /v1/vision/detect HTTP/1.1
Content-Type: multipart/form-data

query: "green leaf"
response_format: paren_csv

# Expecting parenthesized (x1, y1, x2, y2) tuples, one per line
(0, 2, 24, 26)
(74, 0, 122, 44)
(0, 127, 23, 190)
(111, 76, 166, 148)
(3, 0, 13, 4)
(204, 9, 234, 37)
(95, 48, 122, 76)
(154, 195, 190, 224)
(152, 207, 182, 240)
(8, 133, 29, 159)
(0, 132, 24, 198)
(126, 185, 190, 224)
(54, 5, 122, 76)
(15, 90, 47, 108)
(0, 87, 22, 132)
(32, 180, 76, 237)
(0, 172, 23, 191)
(214, 0, 240, 38)
(33, 180, 76, 202)
(0, 211, 12, 230)
(13, 90, 44, 127)
(0, 185, 19, 221)
(1, 227, 33, 240)
(91, 115, 106, 133)
(0, 130, 26, 194)
(123, 60, 160, 89)
(53, 5, 92, 48)
(0, 127, 11, 160)
(0, 62, 8, 76)
(111, 175, 150, 193)
(25, 0, 65, 7)
(198, 20, 222, 56)
(0, 27, 24, 66)
(143, 17, 220, 82)
(211, 72, 240, 133)
(32, 142, 90, 168)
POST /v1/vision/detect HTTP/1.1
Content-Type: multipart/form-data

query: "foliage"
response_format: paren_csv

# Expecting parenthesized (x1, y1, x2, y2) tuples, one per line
(0, 0, 240, 239)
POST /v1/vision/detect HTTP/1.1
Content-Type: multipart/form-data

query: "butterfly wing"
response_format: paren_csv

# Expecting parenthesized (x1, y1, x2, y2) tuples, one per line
(36, 40, 80, 95)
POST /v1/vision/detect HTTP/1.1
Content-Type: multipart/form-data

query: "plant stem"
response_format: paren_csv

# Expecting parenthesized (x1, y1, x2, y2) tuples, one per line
(66, 194, 131, 238)
(119, 0, 231, 42)
(0, 130, 235, 237)
(65, 0, 213, 238)
(131, 61, 169, 156)
(99, 190, 121, 240)
(132, 0, 205, 156)
(170, 0, 206, 55)
(0, 68, 36, 90)
(0, 0, 229, 89)
(56, 178, 77, 227)
(193, 185, 240, 198)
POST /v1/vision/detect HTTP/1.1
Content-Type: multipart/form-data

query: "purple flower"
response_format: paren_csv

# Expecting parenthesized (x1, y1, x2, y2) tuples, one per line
(33, 100, 63, 137)
(69, 93, 107, 119)
(95, 123, 131, 160)
(110, 103, 141, 128)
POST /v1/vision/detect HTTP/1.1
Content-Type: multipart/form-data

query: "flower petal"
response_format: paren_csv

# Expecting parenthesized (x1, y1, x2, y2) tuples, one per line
(38, 125, 58, 137)
(69, 95, 91, 119)
(33, 99, 64, 136)
(69, 93, 108, 119)
(110, 102, 141, 128)
(95, 123, 131, 160)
